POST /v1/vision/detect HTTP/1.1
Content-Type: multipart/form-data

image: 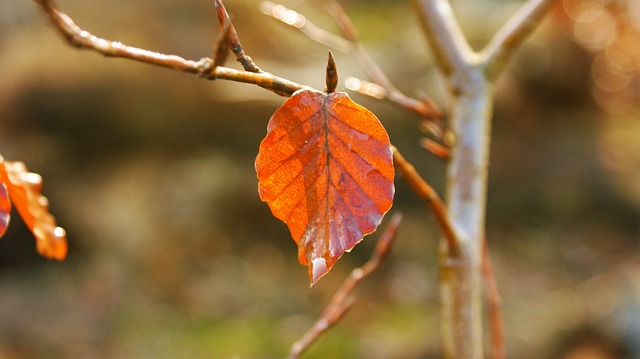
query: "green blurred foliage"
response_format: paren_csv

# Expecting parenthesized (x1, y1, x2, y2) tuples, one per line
(0, 0, 639, 358)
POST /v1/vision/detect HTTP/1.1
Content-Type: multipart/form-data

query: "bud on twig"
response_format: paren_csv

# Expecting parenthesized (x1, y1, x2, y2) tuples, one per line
(325, 51, 338, 93)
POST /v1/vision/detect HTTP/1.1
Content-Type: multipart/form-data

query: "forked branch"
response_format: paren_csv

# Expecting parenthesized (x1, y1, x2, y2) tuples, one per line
(480, 0, 558, 79)
(213, 0, 262, 72)
(288, 213, 403, 359)
(33, 0, 306, 96)
(33, 0, 475, 354)
(411, 0, 555, 357)
(211, 18, 233, 69)
(412, 0, 475, 80)
(34, 0, 452, 251)
(413, 0, 557, 82)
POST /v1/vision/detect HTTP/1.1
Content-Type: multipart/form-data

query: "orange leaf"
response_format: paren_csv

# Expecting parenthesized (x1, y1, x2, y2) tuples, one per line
(0, 158, 67, 260)
(256, 89, 394, 285)
(0, 183, 10, 237)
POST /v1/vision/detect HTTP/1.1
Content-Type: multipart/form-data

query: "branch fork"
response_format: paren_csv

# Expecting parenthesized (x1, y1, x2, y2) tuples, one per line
(32, 0, 558, 357)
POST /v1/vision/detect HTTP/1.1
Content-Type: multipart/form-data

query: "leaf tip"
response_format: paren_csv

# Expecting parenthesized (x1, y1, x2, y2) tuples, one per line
(35, 225, 68, 260)
(309, 257, 328, 287)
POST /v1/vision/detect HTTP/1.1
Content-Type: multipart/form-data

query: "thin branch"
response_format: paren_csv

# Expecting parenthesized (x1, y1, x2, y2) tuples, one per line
(344, 77, 386, 99)
(392, 147, 460, 257)
(324, 1, 358, 42)
(420, 138, 450, 159)
(288, 212, 403, 359)
(324, 0, 442, 121)
(213, 0, 262, 72)
(262, 1, 441, 122)
(482, 237, 505, 359)
(34, 0, 307, 96)
(261, 2, 353, 53)
(323, 1, 393, 91)
(212, 19, 233, 68)
(412, 0, 475, 80)
(480, 0, 558, 80)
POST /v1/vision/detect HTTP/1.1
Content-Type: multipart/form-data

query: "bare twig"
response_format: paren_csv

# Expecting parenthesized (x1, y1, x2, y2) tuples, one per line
(420, 138, 450, 159)
(412, 0, 475, 81)
(288, 212, 403, 359)
(323, 1, 358, 42)
(34, 0, 450, 211)
(482, 237, 505, 359)
(325, 0, 443, 121)
(213, 0, 262, 72)
(212, 20, 233, 68)
(262, 1, 441, 122)
(262, 2, 353, 52)
(480, 0, 558, 80)
(323, 1, 395, 92)
(34, 0, 306, 96)
(392, 147, 460, 257)
(344, 77, 386, 99)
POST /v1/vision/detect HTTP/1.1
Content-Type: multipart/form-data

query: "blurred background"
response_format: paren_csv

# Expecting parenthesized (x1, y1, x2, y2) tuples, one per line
(1, 0, 639, 357)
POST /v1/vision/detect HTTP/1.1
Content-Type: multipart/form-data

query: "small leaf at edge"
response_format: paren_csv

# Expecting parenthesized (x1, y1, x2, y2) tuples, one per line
(0, 158, 67, 260)
(0, 183, 10, 237)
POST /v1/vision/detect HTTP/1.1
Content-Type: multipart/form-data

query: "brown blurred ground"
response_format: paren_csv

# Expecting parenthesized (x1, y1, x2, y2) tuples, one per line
(1, 0, 639, 358)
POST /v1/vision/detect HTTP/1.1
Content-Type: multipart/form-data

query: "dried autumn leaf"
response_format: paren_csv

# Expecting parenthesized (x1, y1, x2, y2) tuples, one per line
(0, 157, 67, 260)
(256, 89, 394, 285)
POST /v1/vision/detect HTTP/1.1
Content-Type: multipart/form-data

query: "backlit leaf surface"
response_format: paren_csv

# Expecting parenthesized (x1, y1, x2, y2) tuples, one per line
(0, 158, 67, 260)
(256, 89, 394, 285)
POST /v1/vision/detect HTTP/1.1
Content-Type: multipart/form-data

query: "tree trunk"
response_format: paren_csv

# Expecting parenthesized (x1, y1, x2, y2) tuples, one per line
(441, 69, 494, 358)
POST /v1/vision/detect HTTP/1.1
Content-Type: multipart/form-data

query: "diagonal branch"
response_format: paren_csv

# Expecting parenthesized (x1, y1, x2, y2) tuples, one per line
(34, 0, 307, 96)
(261, 1, 352, 52)
(213, 0, 262, 72)
(480, 0, 558, 80)
(262, 1, 441, 122)
(288, 212, 403, 359)
(392, 147, 460, 257)
(212, 19, 233, 68)
(34, 0, 447, 189)
(412, 0, 475, 79)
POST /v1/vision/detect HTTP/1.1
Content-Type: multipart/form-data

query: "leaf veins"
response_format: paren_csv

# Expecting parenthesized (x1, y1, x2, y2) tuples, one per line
(256, 89, 394, 285)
